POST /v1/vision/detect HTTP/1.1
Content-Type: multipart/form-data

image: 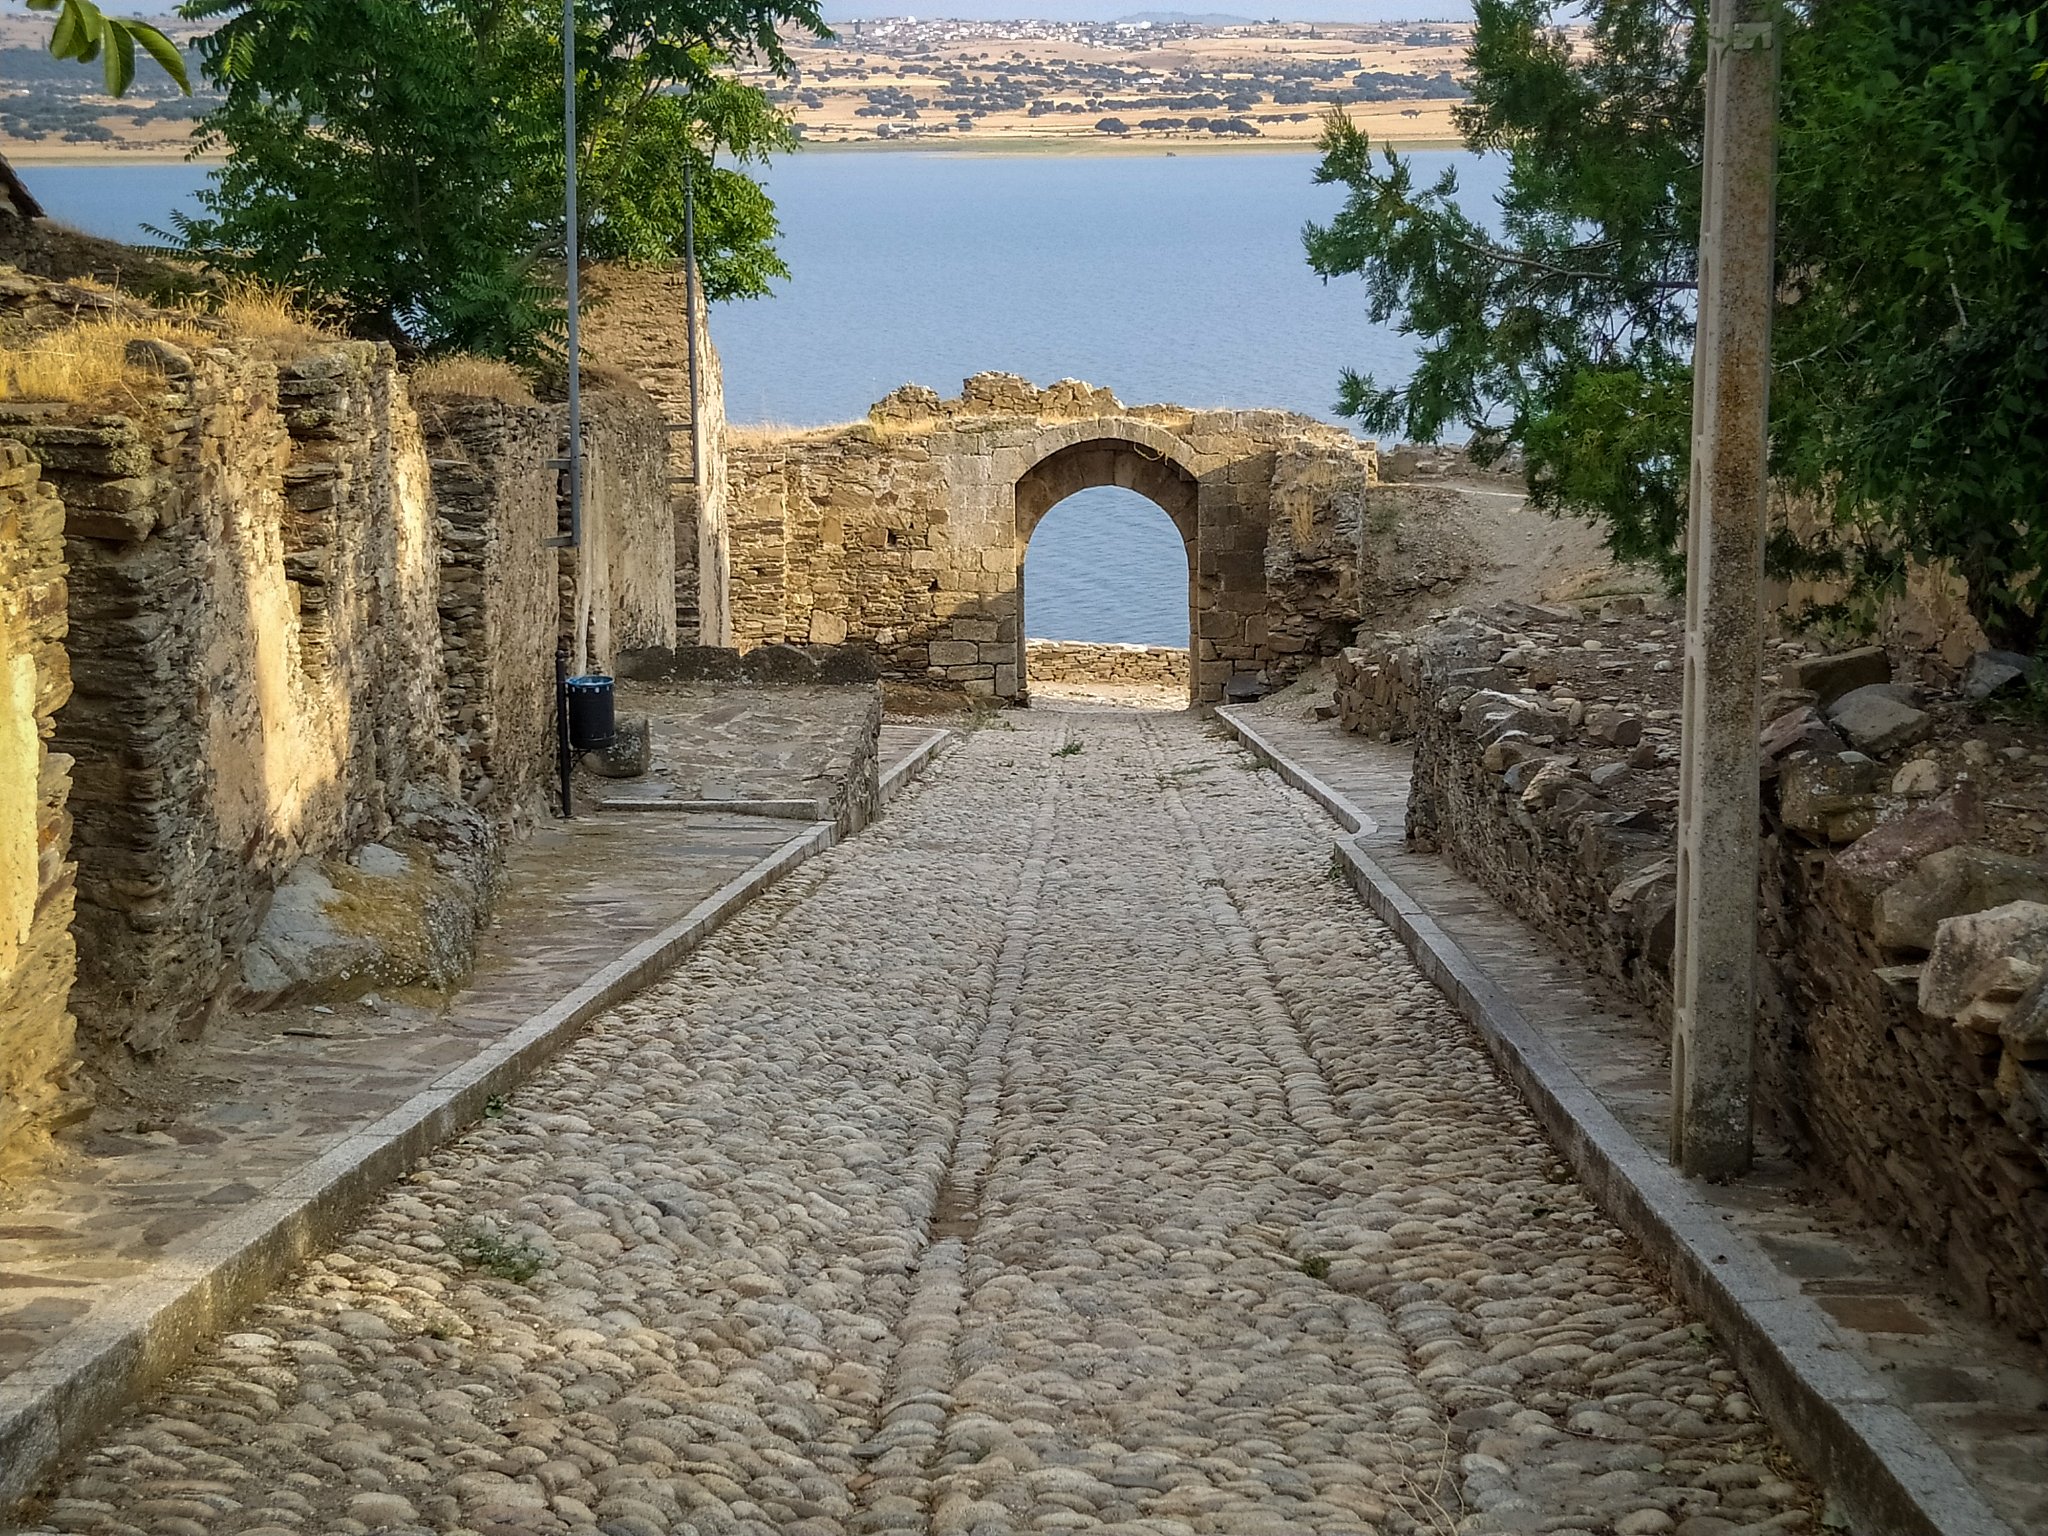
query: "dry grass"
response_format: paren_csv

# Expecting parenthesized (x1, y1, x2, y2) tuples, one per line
(408, 354, 539, 406)
(0, 313, 215, 405)
(207, 279, 337, 351)
(727, 418, 871, 448)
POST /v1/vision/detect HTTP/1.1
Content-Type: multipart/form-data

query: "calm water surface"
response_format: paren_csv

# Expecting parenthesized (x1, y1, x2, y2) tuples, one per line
(23, 149, 1503, 645)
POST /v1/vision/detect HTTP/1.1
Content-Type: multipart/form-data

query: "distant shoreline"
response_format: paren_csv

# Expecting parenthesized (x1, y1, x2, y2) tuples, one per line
(4, 131, 1466, 170)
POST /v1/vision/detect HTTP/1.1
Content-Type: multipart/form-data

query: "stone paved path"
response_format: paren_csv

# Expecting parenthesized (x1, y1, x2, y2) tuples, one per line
(22, 707, 1817, 1536)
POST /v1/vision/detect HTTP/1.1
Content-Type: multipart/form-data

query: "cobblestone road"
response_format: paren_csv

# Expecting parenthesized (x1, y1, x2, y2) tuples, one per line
(26, 708, 1816, 1536)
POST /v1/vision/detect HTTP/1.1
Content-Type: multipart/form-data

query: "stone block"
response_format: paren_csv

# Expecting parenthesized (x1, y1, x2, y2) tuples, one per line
(1961, 648, 2043, 701)
(1787, 645, 1890, 706)
(1825, 685, 1932, 756)
(1919, 900, 2048, 1028)
(1759, 705, 1844, 762)
(928, 640, 979, 667)
(1778, 751, 1887, 844)
(1583, 704, 1642, 748)
(1825, 807, 1975, 930)
(1873, 844, 2048, 953)
(582, 716, 652, 779)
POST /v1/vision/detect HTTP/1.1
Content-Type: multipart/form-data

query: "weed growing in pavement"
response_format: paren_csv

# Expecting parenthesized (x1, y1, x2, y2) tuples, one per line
(483, 1094, 508, 1119)
(1053, 740, 1084, 757)
(1298, 1255, 1332, 1280)
(447, 1220, 551, 1283)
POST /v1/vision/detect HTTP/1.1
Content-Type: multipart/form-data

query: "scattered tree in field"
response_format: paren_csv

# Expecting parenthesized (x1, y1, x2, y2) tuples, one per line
(1307, 0, 2048, 650)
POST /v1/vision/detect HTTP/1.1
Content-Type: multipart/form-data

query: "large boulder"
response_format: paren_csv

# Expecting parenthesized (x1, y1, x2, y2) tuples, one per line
(1919, 900, 2048, 1036)
(1873, 844, 2048, 953)
(240, 792, 494, 1008)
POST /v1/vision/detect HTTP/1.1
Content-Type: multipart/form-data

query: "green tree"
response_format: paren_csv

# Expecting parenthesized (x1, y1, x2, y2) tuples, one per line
(1307, 0, 2048, 651)
(170, 0, 821, 359)
(21, 0, 189, 94)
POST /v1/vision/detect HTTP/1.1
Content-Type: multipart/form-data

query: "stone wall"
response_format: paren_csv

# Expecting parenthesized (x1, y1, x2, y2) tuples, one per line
(1023, 639, 1190, 688)
(561, 379, 675, 675)
(418, 394, 558, 827)
(2, 342, 459, 1055)
(582, 266, 731, 644)
(727, 373, 1390, 704)
(1334, 607, 2048, 1337)
(0, 442, 80, 1179)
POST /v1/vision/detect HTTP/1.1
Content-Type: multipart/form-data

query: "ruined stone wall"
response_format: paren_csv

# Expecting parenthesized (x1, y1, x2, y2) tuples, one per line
(727, 374, 1382, 703)
(561, 383, 674, 675)
(419, 396, 557, 828)
(1023, 639, 1190, 688)
(1335, 608, 2048, 1337)
(2, 343, 457, 1055)
(0, 442, 79, 1178)
(582, 266, 730, 644)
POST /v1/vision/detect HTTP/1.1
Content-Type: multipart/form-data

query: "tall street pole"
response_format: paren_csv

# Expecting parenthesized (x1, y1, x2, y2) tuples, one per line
(1672, 0, 1778, 1180)
(562, 0, 583, 555)
(683, 152, 703, 498)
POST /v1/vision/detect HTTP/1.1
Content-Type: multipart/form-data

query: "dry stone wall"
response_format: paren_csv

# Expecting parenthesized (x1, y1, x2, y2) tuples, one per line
(1334, 606, 2048, 1337)
(561, 380, 675, 674)
(0, 441, 79, 1179)
(419, 395, 558, 827)
(1022, 639, 1190, 688)
(582, 266, 730, 644)
(727, 374, 1383, 703)
(1, 343, 458, 1055)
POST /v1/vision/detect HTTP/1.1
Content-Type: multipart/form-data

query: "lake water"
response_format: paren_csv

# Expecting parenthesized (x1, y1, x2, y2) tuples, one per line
(22, 148, 1503, 645)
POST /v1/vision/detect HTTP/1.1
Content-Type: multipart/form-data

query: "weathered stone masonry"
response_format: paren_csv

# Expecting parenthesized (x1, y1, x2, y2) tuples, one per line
(728, 373, 1379, 703)
(2, 345, 455, 1055)
(0, 442, 78, 1181)
(1335, 611, 2048, 1338)
(0, 311, 684, 1095)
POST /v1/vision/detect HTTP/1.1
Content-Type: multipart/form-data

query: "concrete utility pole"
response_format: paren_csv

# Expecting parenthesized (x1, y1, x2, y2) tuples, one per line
(1672, 0, 1778, 1179)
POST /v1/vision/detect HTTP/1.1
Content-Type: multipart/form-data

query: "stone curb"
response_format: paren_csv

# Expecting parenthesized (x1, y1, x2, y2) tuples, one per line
(1215, 707, 2013, 1536)
(0, 819, 838, 1516)
(880, 729, 952, 807)
(596, 797, 827, 819)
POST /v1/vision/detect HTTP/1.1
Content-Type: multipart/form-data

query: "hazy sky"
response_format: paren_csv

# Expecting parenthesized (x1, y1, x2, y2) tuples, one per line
(82, 1, 1473, 20)
(820, 4, 1470, 18)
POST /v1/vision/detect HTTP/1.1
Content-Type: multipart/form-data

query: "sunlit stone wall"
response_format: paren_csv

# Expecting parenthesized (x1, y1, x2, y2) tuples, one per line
(0, 440, 79, 1176)
(2, 344, 457, 1054)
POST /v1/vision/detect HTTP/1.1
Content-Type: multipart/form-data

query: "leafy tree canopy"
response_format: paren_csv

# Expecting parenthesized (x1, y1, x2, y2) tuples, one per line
(1307, 0, 2048, 651)
(169, 0, 821, 359)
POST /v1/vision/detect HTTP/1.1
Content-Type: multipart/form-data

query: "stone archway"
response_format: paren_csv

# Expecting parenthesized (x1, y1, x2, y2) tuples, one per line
(1012, 433, 1201, 699)
(724, 374, 1383, 704)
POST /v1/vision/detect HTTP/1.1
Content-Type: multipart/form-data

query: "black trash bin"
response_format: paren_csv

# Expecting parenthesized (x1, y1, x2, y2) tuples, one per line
(565, 674, 616, 751)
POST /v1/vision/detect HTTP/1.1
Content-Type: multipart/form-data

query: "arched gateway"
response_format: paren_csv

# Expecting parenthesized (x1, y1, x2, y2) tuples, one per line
(725, 374, 1380, 704)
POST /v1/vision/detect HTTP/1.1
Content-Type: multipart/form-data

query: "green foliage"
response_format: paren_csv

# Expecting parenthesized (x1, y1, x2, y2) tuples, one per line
(1773, 1, 2048, 652)
(1307, 0, 2048, 651)
(25, 0, 189, 94)
(169, 0, 821, 358)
